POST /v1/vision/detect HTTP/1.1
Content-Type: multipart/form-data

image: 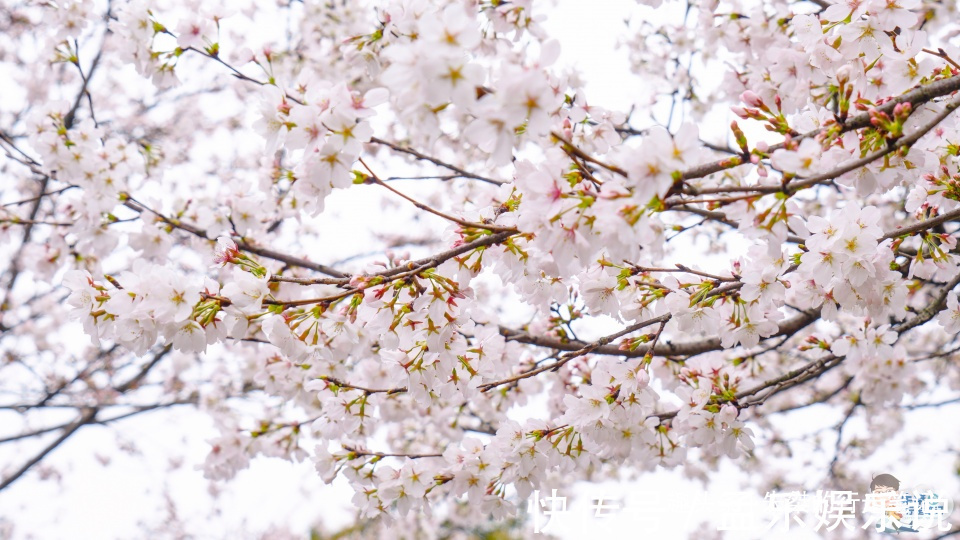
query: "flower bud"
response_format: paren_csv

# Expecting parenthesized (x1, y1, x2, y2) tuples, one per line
(836, 64, 853, 85)
(740, 90, 764, 108)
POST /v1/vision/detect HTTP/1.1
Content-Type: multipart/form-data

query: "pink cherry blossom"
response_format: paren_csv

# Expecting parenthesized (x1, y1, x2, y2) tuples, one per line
(6, 0, 960, 536)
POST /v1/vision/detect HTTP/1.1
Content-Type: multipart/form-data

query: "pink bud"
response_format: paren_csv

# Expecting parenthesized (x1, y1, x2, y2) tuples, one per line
(730, 106, 749, 119)
(276, 97, 291, 116)
(740, 90, 763, 108)
(893, 102, 912, 118)
(756, 141, 769, 152)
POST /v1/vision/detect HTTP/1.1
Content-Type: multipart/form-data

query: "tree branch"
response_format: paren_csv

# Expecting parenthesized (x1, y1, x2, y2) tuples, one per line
(369, 137, 503, 186)
(680, 74, 960, 185)
(0, 345, 173, 490)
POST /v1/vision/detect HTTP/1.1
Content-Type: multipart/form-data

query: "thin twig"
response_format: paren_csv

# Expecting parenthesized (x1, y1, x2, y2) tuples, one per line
(0, 345, 172, 490)
(480, 315, 672, 392)
(369, 137, 503, 186)
(921, 47, 960, 71)
(359, 157, 516, 233)
(550, 131, 627, 177)
(341, 445, 442, 459)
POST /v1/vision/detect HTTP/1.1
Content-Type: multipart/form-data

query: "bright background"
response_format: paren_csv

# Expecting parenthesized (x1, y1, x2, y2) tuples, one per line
(0, 1, 957, 538)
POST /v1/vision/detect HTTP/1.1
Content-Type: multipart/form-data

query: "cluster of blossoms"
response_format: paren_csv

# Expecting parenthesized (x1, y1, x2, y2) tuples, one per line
(253, 82, 385, 216)
(25, 107, 144, 258)
(793, 205, 905, 321)
(4, 0, 960, 536)
(64, 264, 211, 355)
(62, 234, 276, 357)
(830, 323, 914, 405)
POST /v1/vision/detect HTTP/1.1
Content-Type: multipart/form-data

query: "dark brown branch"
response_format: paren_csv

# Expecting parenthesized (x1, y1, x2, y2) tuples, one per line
(63, 40, 105, 130)
(551, 131, 628, 177)
(265, 231, 519, 306)
(654, 271, 960, 421)
(501, 308, 821, 360)
(316, 376, 407, 395)
(121, 195, 348, 278)
(881, 207, 960, 241)
(903, 396, 960, 409)
(480, 315, 672, 392)
(783, 94, 960, 193)
(827, 399, 860, 479)
(1, 186, 76, 207)
(0, 345, 173, 491)
(0, 407, 98, 491)
(1, 176, 49, 316)
(767, 376, 854, 414)
(0, 399, 196, 444)
(921, 48, 960, 71)
(680, 74, 960, 187)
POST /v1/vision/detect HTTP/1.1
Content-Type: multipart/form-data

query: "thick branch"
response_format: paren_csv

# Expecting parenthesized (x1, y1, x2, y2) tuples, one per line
(1, 176, 50, 315)
(881, 206, 960, 241)
(680, 74, 960, 184)
(500, 308, 821, 360)
(654, 272, 960, 420)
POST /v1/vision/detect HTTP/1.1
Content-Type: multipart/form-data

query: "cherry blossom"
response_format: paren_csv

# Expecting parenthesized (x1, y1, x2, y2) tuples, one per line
(3, 0, 960, 536)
